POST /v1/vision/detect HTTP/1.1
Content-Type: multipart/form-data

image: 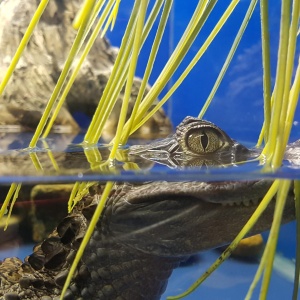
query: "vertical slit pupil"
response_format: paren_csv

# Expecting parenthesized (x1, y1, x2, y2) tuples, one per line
(200, 132, 209, 151)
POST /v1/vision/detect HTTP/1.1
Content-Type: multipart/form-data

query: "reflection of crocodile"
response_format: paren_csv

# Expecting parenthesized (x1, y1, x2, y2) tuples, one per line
(0, 117, 297, 299)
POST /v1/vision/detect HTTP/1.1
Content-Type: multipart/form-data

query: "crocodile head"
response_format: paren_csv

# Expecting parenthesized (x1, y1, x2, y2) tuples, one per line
(105, 116, 296, 256)
(129, 116, 252, 168)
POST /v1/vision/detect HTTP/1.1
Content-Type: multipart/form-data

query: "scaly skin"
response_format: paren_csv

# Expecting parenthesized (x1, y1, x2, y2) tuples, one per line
(0, 117, 298, 299)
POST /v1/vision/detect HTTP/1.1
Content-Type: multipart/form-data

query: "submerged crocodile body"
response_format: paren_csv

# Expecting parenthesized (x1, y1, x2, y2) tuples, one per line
(0, 117, 298, 300)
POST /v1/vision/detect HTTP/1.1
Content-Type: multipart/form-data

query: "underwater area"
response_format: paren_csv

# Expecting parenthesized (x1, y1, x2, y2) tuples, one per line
(0, 0, 300, 300)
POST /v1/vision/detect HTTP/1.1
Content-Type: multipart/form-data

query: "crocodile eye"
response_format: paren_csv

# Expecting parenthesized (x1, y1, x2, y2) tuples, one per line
(186, 128, 224, 154)
(175, 117, 235, 156)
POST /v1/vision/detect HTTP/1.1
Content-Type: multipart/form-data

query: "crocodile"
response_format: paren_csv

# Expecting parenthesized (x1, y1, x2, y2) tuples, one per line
(0, 117, 298, 300)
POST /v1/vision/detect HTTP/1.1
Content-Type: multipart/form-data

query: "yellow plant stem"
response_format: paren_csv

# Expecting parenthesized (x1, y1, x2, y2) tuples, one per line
(63, 4, 150, 292)
(1, 151, 45, 226)
(60, 181, 114, 299)
(29, 0, 96, 148)
(0, 0, 49, 95)
(256, 121, 265, 148)
(84, 147, 103, 169)
(0, 183, 20, 219)
(73, 0, 104, 30)
(73, 0, 88, 30)
(262, 0, 291, 166)
(168, 179, 280, 300)
(199, 0, 257, 119)
(4, 184, 22, 230)
(253, 2, 299, 298)
(259, 0, 272, 143)
(42, 140, 60, 171)
(110, 0, 121, 30)
(257, 93, 274, 148)
(109, 0, 148, 160)
(85, 0, 165, 144)
(42, 0, 112, 138)
(283, 57, 300, 151)
(121, 0, 217, 138)
(29, 152, 43, 172)
(273, 0, 300, 162)
(121, 0, 174, 143)
(68, 181, 81, 212)
(260, 180, 290, 298)
(84, 0, 140, 143)
(128, 0, 239, 136)
(245, 180, 290, 299)
(70, 181, 98, 211)
(101, 0, 121, 35)
(116, 1, 215, 141)
(274, 1, 300, 157)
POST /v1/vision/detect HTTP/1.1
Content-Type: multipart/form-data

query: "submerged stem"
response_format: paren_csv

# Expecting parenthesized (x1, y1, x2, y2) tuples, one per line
(260, 181, 290, 298)
(60, 181, 114, 299)
(169, 180, 280, 300)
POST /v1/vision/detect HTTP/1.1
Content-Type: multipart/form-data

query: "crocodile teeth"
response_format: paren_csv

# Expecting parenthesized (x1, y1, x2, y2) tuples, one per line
(221, 199, 259, 207)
